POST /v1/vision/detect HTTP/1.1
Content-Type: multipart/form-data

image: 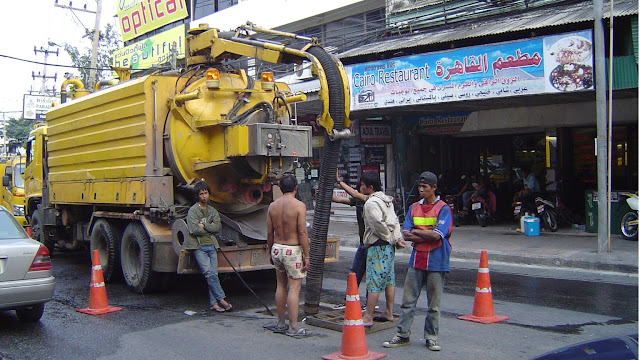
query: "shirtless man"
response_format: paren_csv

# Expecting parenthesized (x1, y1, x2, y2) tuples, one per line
(267, 174, 311, 338)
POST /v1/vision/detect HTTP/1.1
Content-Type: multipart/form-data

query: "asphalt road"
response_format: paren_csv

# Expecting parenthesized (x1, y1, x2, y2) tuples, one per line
(0, 247, 637, 360)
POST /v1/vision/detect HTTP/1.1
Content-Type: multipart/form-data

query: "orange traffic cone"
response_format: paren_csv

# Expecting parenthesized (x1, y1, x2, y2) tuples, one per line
(76, 250, 122, 315)
(25, 226, 31, 237)
(323, 272, 387, 360)
(458, 251, 508, 324)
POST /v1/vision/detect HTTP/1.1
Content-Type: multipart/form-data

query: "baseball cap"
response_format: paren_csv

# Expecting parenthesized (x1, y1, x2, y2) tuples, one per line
(418, 171, 438, 186)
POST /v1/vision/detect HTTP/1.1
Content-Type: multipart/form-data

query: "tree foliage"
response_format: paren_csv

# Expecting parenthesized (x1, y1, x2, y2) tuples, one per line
(4, 118, 34, 153)
(63, 23, 122, 87)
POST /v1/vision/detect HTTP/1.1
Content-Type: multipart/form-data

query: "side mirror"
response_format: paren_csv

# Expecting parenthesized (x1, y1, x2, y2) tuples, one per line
(2, 175, 9, 187)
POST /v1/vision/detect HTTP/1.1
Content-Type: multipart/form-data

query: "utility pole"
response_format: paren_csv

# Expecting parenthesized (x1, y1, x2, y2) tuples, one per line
(54, 0, 102, 89)
(89, 0, 103, 90)
(593, 0, 608, 253)
(32, 45, 59, 96)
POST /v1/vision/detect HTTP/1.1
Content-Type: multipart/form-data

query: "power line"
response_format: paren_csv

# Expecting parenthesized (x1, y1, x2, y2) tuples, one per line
(0, 54, 109, 71)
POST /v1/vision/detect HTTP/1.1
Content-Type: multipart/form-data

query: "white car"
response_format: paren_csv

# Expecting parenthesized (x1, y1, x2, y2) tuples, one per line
(0, 205, 55, 322)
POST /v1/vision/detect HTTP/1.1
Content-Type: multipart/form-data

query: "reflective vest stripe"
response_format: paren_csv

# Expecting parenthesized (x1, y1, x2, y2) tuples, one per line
(413, 217, 437, 226)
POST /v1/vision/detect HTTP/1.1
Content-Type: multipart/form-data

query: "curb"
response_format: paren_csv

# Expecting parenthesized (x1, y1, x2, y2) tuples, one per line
(451, 250, 639, 274)
(336, 240, 639, 275)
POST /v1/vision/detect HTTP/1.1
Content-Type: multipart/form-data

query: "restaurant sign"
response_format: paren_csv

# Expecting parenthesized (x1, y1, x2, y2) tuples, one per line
(346, 30, 593, 111)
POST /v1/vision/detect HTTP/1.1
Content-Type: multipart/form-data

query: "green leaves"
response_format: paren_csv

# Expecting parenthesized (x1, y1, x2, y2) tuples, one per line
(62, 23, 122, 86)
(3, 118, 34, 153)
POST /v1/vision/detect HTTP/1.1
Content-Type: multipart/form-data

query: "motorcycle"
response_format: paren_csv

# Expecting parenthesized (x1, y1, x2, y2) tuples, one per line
(620, 192, 638, 241)
(535, 195, 559, 232)
(513, 193, 559, 232)
(445, 194, 463, 227)
(470, 191, 495, 227)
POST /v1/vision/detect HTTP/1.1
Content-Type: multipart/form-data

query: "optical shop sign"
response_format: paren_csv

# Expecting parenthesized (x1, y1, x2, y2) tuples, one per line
(345, 30, 593, 111)
(117, 0, 188, 42)
(112, 25, 185, 70)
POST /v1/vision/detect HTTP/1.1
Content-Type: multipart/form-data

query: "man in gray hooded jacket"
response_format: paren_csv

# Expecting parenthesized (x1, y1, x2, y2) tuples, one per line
(360, 170, 405, 327)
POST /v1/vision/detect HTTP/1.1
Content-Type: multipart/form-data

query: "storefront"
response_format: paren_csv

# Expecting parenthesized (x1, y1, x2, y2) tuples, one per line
(340, 29, 638, 219)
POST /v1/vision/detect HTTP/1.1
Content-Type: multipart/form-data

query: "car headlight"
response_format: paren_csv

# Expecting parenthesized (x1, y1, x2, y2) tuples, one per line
(13, 204, 24, 216)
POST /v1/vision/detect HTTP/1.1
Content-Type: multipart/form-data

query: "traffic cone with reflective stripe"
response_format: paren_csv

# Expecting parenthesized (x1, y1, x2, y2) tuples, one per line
(323, 272, 387, 360)
(458, 251, 508, 324)
(77, 250, 122, 315)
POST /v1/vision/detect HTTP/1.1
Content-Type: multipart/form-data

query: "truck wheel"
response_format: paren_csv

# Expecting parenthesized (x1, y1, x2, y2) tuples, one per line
(30, 209, 55, 256)
(90, 219, 122, 282)
(121, 222, 158, 293)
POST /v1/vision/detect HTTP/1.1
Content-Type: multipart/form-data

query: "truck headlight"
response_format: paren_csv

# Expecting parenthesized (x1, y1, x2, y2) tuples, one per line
(13, 204, 24, 216)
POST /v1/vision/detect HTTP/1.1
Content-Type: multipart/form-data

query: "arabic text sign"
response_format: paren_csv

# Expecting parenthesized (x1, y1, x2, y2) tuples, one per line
(346, 30, 593, 111)
(113, 25, 186, 70)
(23, 94, 58, 120)
(117, 0, 188, 42)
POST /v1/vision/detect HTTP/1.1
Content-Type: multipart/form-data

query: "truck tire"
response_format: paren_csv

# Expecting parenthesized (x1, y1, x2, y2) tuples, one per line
(30, 209, 55, 256)
(121, 222, 158, 293)
(90, 219, 122, 283)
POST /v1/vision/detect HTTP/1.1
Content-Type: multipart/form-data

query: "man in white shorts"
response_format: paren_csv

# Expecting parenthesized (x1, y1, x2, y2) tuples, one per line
(266, 174, 311, 338)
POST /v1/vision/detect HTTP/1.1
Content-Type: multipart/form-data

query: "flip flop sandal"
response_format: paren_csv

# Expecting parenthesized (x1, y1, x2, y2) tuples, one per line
(210, 305, 225, 313)
(222, 303, 233, 311)
(286, 328, 312, 338)
(263, 324, 288, 334)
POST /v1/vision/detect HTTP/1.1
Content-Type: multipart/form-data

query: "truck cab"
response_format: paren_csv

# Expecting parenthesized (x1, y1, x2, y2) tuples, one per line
(1, 156, 27, 226)
(24, 124, 46, 220)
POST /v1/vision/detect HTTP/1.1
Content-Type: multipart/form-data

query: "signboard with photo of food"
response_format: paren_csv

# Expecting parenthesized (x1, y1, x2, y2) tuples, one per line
(345, 29, 594, 111)
(543, 31, 594, 92)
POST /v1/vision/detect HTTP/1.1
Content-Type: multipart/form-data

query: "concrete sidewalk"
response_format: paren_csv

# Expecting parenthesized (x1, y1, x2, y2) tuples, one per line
(319, 213, 638, 275)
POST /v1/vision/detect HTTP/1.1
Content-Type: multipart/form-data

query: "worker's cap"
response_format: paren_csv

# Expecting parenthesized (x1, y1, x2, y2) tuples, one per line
(419, 171, 438, 186)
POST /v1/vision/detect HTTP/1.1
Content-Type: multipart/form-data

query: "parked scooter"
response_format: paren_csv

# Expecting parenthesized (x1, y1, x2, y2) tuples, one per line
(513, 194, 559, 232)
(470, 191, 495, 227)
(445, 194, 463, 227)
(620, 192, 638, 241)
(535, 195, 559, 232)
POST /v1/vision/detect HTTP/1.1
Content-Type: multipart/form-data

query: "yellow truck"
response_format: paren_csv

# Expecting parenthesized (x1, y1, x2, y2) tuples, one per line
(1, 155, 27, 227)
(25, 23, 349, 293)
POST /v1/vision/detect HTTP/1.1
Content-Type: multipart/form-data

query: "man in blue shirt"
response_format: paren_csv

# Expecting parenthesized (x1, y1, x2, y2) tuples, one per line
(383, 171, 452, 351)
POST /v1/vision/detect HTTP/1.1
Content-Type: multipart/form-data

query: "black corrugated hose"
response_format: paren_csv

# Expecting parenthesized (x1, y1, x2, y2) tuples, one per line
(303, 46, 345, 315)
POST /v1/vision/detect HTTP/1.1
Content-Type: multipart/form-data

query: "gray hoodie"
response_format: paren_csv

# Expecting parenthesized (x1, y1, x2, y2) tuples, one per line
(363, 191, 402, 247)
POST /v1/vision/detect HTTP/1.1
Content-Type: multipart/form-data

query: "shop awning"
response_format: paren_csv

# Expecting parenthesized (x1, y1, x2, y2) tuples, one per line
(338, 0, 638, 60)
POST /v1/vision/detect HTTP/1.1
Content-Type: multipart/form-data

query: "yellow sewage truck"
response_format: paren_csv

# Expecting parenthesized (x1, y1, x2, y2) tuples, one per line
(24, 23, 350, 293)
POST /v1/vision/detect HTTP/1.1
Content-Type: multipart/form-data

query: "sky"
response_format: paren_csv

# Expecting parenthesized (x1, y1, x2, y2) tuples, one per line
(0, 0, 364, 121)
(0, 0, 118, 120)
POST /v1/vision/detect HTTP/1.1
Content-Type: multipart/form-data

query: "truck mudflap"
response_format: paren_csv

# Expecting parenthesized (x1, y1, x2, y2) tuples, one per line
(171, 218, 339, 274)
